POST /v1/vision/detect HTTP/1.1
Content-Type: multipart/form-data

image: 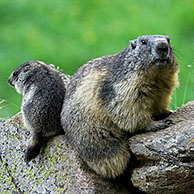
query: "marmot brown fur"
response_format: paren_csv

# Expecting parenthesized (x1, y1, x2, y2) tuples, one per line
(61, 35, 179, 178)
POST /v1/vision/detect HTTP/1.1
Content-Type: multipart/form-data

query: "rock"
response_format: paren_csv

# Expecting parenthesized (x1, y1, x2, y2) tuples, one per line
(0, 102, 194, 194)
(0, 113, 129, 194)
(130, 101, 194, 194)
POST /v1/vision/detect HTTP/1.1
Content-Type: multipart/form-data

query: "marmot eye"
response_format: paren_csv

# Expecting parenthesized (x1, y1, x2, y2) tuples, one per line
(141, 40, 147, 45)
(13, 71, 17, 76)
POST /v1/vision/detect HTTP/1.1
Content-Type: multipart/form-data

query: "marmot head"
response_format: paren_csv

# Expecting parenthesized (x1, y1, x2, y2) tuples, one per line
(8, 61, 46, 94)
(125, 35, 178, 72)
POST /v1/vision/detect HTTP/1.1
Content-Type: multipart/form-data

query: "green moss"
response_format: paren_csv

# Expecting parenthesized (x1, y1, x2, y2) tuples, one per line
(68, 175, 72, 185)
(0, 159, 18, 192)
(11, 164, 16, 173)
(42, 166, 55, 178)
(0, 115, 75, 193)
(27, 168, 36, 180)
(57, 187, 66, 193)
(39, 177, 44, 185)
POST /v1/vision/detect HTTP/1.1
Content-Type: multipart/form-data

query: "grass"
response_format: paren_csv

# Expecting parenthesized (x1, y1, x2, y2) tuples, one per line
(182, 62, 194, 105)
(0, 0, 194, 118)
(0, 100, 5, 121)
(0, 99, 20, 120)
(170, 63, 194, 111)
(0, 100, 4, 110)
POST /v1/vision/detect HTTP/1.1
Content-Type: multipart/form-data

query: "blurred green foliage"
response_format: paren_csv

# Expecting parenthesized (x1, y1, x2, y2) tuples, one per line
(0, 0, 194, 119)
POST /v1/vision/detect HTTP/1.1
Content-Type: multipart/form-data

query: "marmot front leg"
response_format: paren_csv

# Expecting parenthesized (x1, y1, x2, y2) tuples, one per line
(146, 110, 173, 132)
(146, 119, 172, 132)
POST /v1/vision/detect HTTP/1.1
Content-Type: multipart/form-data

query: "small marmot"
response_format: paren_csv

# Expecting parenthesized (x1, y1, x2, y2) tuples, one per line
(8, 61, 70, 162)
(61, 35, 179, 178)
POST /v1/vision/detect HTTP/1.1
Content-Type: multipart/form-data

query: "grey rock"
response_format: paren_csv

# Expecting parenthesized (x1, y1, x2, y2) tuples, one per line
(0, 113, 129, 194)
(130, 101, 194, 194)
(1, 101, 194, 193)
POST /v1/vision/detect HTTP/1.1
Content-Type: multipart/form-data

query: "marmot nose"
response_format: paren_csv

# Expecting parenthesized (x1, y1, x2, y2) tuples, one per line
(8, 77, 13, 86)
(156, 42, 169, 58)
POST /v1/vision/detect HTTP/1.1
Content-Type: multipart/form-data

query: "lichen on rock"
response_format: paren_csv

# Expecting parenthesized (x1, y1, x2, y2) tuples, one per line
(0, 113, 128, 194)
(0, 102, 194, 193)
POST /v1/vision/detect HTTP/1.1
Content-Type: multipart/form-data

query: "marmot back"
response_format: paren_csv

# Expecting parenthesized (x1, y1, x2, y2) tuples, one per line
(8, 61, 70, 162)
(61, 35, 179, 178)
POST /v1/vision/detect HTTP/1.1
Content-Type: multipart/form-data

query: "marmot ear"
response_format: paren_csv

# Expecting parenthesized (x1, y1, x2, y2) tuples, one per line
(130, 40, 137, 49)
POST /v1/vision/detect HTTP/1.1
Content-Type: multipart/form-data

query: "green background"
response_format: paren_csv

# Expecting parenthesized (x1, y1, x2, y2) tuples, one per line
(0, 0, 194, 119)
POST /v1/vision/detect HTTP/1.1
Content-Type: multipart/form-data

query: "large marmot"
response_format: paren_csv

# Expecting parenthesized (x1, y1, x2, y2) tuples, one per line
(61, 35, 179, 178)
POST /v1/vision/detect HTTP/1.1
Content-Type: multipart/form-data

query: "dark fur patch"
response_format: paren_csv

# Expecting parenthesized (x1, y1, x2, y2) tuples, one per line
(25, 136, 44, 162)
(152, 110, 172, 121)
(99, 79, 115, 105)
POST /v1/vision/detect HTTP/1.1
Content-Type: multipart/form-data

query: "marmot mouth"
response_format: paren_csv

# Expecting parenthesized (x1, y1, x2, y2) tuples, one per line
(154, 58, 169, 65)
